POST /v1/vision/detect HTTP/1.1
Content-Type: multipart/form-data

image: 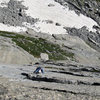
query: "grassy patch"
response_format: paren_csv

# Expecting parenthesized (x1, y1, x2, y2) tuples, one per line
(91, 68, 100, 73)
(0, 31, 74, 60)
(95, 0, 100, 2)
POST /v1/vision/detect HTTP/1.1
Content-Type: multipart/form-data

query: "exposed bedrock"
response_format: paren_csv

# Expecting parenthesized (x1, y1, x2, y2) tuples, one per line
(0, 0, 37, 27)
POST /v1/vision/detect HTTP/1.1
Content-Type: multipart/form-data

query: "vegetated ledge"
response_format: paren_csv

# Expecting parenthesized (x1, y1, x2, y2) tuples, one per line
(0, 31, 74, 60)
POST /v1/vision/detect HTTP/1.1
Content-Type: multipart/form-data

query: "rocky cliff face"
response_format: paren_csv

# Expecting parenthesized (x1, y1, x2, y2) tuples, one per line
(0, 0, 37, 27)
(55, 0, 100, 25)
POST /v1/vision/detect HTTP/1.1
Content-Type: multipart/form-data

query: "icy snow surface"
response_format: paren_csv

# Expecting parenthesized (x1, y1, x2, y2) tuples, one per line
(21, 0, 98, 34)
(0, 23, 27, 32)
(0, 0, 98, 34)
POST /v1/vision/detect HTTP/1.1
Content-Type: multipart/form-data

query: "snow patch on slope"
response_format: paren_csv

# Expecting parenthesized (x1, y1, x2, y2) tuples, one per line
(0, 0, 98, 34)
(33, 21, 67, 34)
(20, 0, 98, 34)
(0, 23, 27, 33)
(23, 21, 67, 34)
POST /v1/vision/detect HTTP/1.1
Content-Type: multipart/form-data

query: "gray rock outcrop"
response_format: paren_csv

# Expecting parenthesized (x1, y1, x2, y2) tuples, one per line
(55, 0, 100, 52)
(0, 0, 37, 27)
(0, 36, 38, 64)
(55, 0, 100, 26)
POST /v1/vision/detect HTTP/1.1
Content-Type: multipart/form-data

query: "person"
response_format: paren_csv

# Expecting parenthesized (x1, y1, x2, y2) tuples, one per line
(34, 67, 44, 74)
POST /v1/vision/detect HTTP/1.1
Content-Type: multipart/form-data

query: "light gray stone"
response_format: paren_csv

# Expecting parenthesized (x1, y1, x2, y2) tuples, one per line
(40, 53, 49, 61)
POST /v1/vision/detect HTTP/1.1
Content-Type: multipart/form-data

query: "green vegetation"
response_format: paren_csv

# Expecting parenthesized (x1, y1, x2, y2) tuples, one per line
(91, 68, 100, 73)
(95, 0, 100, 2)
(0, 31, 74, 60)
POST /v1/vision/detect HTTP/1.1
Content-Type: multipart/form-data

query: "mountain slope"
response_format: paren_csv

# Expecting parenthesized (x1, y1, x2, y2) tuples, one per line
(0, 0, 100, 99)
(0, 35, 38, 64)
(0, 0, 99, 65)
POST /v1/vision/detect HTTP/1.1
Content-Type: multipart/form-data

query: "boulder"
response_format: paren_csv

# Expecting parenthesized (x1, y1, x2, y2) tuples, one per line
(40, 53, 49, 61)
